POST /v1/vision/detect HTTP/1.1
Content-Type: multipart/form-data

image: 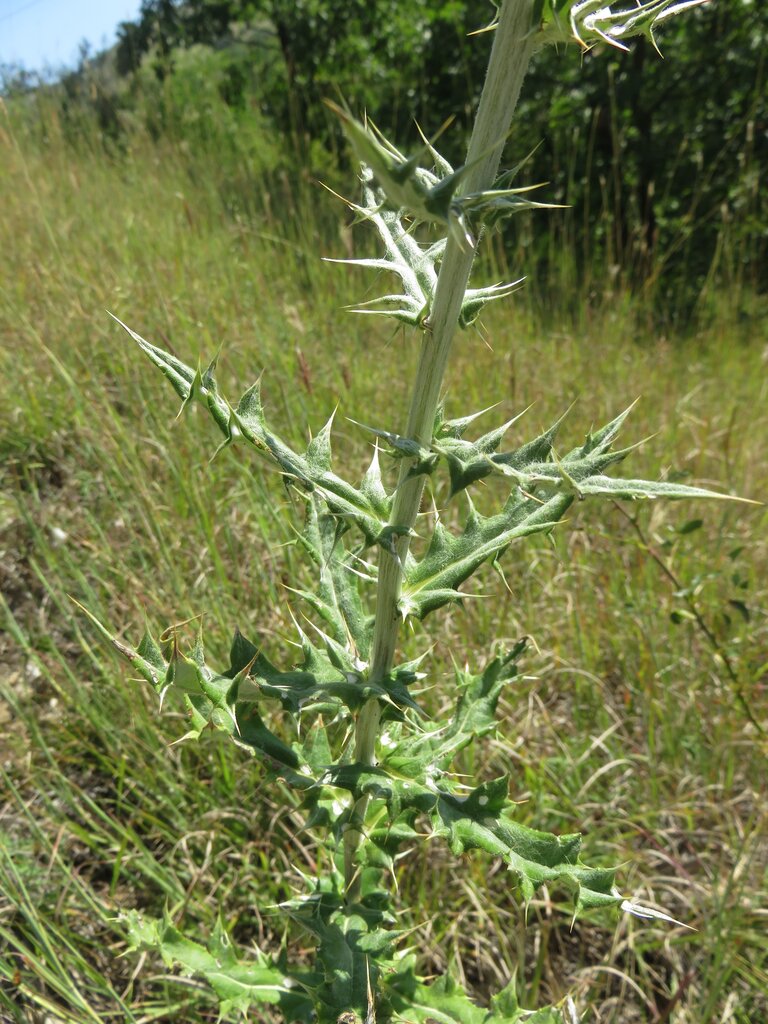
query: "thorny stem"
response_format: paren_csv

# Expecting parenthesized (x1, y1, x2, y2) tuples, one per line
(344, 0, 538, 898)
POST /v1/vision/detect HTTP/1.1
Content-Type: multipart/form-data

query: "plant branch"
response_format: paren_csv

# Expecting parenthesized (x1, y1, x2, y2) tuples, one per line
(344, 0, 538, 897)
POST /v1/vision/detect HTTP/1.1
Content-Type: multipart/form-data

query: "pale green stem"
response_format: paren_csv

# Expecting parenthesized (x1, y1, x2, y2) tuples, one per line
(344, 0, 537, 897)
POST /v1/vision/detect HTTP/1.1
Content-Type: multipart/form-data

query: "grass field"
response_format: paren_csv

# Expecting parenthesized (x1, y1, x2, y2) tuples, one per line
(1, 101, 766, 1023)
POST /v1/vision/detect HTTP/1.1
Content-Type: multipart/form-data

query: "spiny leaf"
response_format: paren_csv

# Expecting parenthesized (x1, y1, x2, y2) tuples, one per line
(318, 650, 622, 915)
(234, 705, 305, 773)
(433, 414, 525, 494)
(388, 959, 576, 1022)
(389, 968, 492, 1024)
(112, 315, 392, 546)
(228, 379, 391, 544)
(121, 910, 314, 1020)
(317, 907, 379, 1023)
(294, 498, 373, 664)
(325, 172, 439, 329)
(384, 645, 525, 776)
(356, 406, 562, 497)
(246, 627, 420, 721)
(81, 599, 424, 784)
(401, 491, 573, 619)
(76, 610, 309, 773)
(327, 102, 561, 250)
(328, 172, 523, 332)
(399, 406, 742, 619)
(433, 782, 617, 909)
(534, 0, 710, 52)
(226, 627, 259, 678)
(360, 443, 390, 517)
(70, 598, 168, 691)
(336, 761, 618, 913)
(280, 871, 399, 1024)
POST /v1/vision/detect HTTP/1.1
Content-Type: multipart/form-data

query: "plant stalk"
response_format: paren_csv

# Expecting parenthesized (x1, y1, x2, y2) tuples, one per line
(344, 0, 538, 897)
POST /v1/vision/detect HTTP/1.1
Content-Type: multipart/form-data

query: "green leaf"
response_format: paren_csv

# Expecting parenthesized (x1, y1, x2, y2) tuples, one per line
(234, 705, 305, 774)
(293, 498, 373, 664)
(247, 630, 419, 720)
(135, 625, 167, 677)
(329, 177, 524, 332)
(70, 599, 168, 691)
(319, 652, 621, 915)
(112, 315, 391, 547)
(122, 909, 314, 1020)
(400, 407, 740, 619)
(299, 719, 333, 773)
(390, 969, 490, 1023)
(82, 604, 424, 785)
(281, 870, 399, 1024)
(401, 491, 573, 619)
(325, 172, 442, 330)
(316, 907, 376, 1022)
(432, 784, 617, 909)
(77, 610, 315, 778)
(388, 964, 569, 1022)
(226, 628, 259, 677)
(385, 645, 525, 775)
(432, 413, 525, 495)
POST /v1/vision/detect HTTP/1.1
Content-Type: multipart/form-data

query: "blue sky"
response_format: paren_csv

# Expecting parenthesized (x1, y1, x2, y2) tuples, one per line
(0, 0, 143, 73)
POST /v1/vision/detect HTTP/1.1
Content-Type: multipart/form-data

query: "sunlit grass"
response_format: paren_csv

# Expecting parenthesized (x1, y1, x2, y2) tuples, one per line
(1, 100, 766, 1022)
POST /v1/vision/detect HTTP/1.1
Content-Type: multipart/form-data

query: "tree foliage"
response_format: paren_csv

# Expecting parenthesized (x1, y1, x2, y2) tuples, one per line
(7, 0, 762, 319)
(107, 0, 768, 316)
(515, 1, 766, 314)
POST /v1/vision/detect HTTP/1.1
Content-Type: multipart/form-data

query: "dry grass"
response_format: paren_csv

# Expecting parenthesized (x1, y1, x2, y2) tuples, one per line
(1, 99, 766, 1023)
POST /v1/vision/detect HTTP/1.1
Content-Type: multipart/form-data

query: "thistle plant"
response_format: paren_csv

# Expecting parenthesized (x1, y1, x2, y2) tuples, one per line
(82, 2, 734, 1021)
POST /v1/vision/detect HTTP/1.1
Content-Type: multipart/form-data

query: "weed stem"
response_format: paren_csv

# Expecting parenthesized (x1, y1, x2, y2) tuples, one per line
(345, 0, 537, 898)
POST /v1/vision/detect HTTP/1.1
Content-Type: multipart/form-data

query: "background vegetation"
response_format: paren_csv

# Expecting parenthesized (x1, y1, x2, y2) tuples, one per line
(3, 0, 765, 322)
(1, 2, 766, 1021)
